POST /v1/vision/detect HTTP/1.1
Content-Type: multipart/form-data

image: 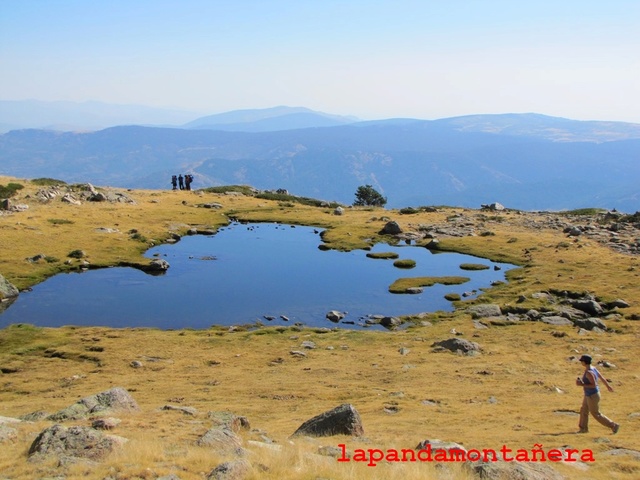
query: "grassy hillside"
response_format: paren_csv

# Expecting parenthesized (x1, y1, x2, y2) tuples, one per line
(1, 176, 639, 479)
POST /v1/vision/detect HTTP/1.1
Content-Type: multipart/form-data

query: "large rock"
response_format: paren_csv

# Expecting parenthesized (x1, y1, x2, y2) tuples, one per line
(416, 438, 467, 456)
(380, 221, 403, 235)
(0, 424, 18, 443)
(472, 460, 565, 480)
(28, 424, 127, 463)
(196, 427, 244, 455)
(326, 310, 345, 323)
(0, 273, 19, 299)
(89, 192, 108, 202)
(467, 304, 502, 318)
(35, 188, 61, 201)
(292, 404, 364, 437)
(569, 299, 604, 316)
(61, 193, 82, 205)
(481, 202, 506, 211)
(207, 459, 251, 480)
(607, 299, 630, 309)
(145, 258, 170, 273)
(47, 387, 139, 421)
(0, 416, 21, 426)
(432, 338, 481, 354)
(207, 411, 251, 433)
(380, 316, 402, 329)
(565, 226, 583, 237)
(540, 316, 573, 326)
(425, 238, 440, 250)
(572, 317, 607, 331)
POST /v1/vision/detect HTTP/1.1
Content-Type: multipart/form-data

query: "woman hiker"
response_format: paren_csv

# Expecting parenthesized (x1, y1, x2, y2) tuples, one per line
(576, 354, 620, 434)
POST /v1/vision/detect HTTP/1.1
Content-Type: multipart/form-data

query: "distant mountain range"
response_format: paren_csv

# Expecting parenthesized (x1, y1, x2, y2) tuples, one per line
(183, 106, 359, 132)
(1, 103, 639, 212)
(0, 101, 358, 133)
(0, 100, 206, 133)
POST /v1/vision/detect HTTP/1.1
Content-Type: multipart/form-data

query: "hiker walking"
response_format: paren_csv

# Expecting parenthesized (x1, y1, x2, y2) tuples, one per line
(576, 354, 619, 434)
(178, 174, 184, 190)
(171, 175, 177, 190)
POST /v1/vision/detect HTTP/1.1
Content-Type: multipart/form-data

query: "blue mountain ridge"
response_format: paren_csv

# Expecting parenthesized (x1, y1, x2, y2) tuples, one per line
(1, 108, 639, 212)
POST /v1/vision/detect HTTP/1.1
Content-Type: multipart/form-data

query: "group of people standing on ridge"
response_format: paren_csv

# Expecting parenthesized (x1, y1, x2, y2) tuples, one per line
(171, 174, 193, 191)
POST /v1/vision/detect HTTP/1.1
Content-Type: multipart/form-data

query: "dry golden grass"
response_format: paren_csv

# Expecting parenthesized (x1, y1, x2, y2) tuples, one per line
(1, 176, 640, 479)
(1, 322, 639, 479)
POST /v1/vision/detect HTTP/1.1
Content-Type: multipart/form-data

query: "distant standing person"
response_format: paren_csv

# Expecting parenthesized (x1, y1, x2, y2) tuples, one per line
(171, 175, 177, 190)
(576, 354, 619, 434)
(185, 174, 192, 191)
(178, 174, 184, 190)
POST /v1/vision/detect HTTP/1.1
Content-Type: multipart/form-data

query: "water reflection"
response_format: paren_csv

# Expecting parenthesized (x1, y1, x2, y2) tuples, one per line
(0, 223, 516, 329)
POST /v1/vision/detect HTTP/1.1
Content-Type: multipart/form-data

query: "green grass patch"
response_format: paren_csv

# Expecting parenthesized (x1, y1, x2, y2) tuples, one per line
(393, 259, 416, 269)
(130, 232, 148, 243)
(477, 214, 505, 222)
(389, 276, 470, 293)
(200, 185, 258, 195)
(256, 191, 340, 208)
(0, 183, 24, 198)
(560, 208, 607, 216)
(620, 212, 640, 223)
(31, 178, 67, 186)
(399, 207, 420, 214)
(0, 324, 48, 355)
(444, 293, 461, 301)
(366, 252, 399, 259)
(48, 218, 74, 225)
(459, 263, 490, 271)
(200, 185, 340, 208)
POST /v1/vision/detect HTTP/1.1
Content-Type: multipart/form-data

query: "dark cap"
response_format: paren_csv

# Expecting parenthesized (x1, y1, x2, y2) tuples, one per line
(579, 354, 592, 364)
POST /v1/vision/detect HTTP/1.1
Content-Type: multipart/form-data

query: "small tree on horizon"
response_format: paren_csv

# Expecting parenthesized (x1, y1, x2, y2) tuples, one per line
(353, 184, 387, 207)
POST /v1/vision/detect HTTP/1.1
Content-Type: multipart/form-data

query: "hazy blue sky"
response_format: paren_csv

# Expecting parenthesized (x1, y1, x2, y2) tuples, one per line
(1, 0, 639, 121)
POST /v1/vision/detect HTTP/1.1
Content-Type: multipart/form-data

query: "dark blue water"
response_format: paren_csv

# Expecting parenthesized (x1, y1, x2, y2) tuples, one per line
(0, 223, 515, 329)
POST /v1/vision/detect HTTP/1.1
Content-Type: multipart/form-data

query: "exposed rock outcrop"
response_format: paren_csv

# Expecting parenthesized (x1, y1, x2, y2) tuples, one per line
(46, 387, 139, 422)
(467, 304, 502, 319)
(196, 427, 245, 455)
(326, 310, 345, 323)
(472, 460, 566, 480)
(292, 404, 364, 437)
(380, 220, 402, 235)
(432, 338, 481, 354)
(0, 273, 19, 299)
(207, 459, 251, 480)
(28, 424, 127, 464)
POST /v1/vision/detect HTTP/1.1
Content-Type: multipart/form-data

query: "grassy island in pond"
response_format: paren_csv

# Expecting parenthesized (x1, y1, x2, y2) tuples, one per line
(459, 263, 491, 270)
(393, 259, 417, 269)
(388, 275, 470, 293)
(366, 252, 400, 259)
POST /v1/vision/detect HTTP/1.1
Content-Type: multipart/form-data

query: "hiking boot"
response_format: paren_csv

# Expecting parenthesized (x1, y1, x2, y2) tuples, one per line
(612, 423, 620, 434)
(578, 428, 588, 434)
